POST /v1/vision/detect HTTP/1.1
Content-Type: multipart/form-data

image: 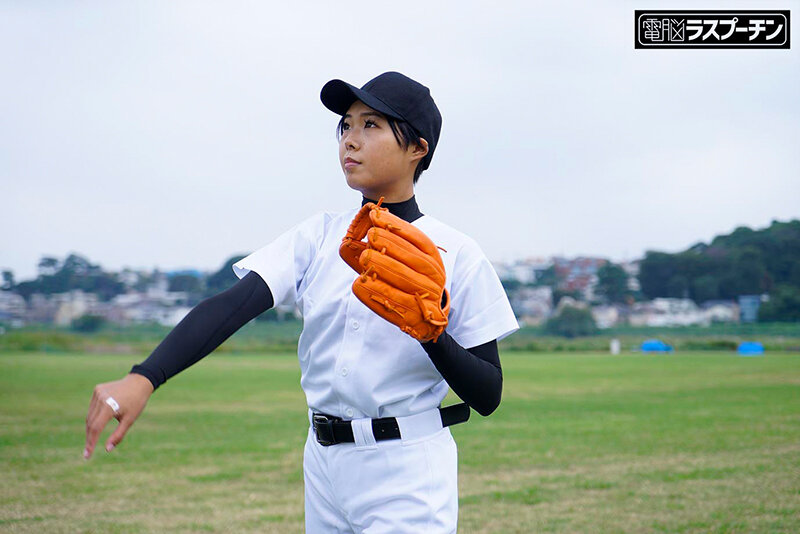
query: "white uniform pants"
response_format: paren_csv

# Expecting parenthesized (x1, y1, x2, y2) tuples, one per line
(303, 415, 458, 533)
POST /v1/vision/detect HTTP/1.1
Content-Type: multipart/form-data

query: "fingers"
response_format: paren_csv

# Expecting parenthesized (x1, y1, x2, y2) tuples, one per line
(344, 203, 375, 242)
(352, 277, 444, 342)
(84, 385, 121, 459)
(86, 388, 105, 427)
(106, 416, 133, 452)
(365, 228, 445, 282)
(352, 276, 415, 325)
(359, 248, 443, 296)
(339, 238, 367, 274)
(353, 275, 433, 319)
(369, 208, 442, 257)
(84, 398, 113, 460)
(84, 390, 100, 458)
(340, 203, 377, 274)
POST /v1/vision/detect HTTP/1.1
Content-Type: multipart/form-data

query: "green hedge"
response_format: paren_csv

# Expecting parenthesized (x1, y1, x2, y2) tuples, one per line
(1, 320, 798, 354)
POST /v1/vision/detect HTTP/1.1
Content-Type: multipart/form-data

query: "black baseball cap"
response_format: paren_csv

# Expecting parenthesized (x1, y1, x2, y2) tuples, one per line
(320, 71, 442, 171)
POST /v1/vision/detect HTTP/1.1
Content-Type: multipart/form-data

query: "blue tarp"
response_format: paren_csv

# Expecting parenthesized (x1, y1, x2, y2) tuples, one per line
(737, 341, 765, 356)
(641, 339, 673, 353)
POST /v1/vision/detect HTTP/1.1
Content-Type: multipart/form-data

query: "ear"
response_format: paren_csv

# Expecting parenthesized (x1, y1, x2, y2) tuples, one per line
(410, 138, 429, 163)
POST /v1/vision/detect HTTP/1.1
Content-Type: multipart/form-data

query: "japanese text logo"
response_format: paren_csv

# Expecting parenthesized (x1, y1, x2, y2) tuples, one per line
(635, 11, 790, 49)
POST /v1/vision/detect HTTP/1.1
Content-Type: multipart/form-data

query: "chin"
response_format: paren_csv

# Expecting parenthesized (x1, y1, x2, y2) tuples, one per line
(344, 173, 360, 191)
(344, 172, 371, 194)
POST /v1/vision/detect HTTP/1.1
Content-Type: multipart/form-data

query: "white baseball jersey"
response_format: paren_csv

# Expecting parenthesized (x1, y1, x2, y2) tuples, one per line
(232, 206, 519, 420)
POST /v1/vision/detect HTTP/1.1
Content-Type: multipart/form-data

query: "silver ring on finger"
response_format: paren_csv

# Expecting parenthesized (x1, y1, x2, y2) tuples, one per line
(105, 396, 121, 415)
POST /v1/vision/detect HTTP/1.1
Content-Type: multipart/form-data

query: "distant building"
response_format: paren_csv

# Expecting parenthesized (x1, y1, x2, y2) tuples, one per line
(554, 296, 588, 313)
(147, 271, 170, 299)
(493, 257, 551, 285)
(110, 290, 190, 326)
(117, 268, 141, 289)
(52, 290, 100, 326)
(701, 300, 740, 324)
(553, 256, 607, 300)
(509, 286, 552, 326)
(591, 305, 622, 329)
(26, 294, 59, 324)
(629, 298, 707, 327)
(0, 291, 26, 324)
(738, 295, 761, 323)
(621, 260, 641, 292)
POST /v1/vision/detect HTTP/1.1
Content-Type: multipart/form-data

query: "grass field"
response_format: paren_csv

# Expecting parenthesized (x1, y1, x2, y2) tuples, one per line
(1, 351, 799, 533)
(3, 321, 799, 354)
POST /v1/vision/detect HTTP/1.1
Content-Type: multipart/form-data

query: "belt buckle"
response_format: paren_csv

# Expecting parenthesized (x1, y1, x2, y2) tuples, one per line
(313, 414, 337, 446)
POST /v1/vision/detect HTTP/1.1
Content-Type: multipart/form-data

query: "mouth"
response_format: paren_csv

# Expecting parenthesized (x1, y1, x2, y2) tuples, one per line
(344, 157, 361, 169)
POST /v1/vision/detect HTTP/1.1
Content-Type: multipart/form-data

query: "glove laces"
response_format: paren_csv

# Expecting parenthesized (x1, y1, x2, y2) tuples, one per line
(414, 291, 448, 326)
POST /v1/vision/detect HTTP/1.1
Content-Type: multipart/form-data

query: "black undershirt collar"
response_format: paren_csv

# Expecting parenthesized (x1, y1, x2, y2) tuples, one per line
(361, 194, 423, 223)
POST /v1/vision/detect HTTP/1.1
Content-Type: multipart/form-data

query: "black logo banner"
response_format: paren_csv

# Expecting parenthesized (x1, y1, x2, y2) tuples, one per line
(635, 10, 790, 49)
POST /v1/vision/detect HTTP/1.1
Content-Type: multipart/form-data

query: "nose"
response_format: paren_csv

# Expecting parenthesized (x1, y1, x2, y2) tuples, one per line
(342, 128, 361, 151)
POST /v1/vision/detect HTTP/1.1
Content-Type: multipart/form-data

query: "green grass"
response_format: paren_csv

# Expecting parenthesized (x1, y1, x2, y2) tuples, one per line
(0, 320, 305, 354)
(1, 351, 798, 533)
(502, 322, 800, 352)
(3, 320, 799, 354)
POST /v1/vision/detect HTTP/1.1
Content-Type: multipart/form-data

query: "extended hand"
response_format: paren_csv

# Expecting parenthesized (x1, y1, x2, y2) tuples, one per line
(83, 373, 154, 459)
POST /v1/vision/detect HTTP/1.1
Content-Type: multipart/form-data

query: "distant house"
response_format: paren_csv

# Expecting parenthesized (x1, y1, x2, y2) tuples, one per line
(110, 290, 190, 326)
(629, 298, 707, 327)
(52, 290, 100, 326)
(0, 291, 26, 324)
(552, 256, 607, 301)
(701, 300, 740, 324)
(493, 257, 552, 286)
(621, 260, 641, 292)
(509, 286, 553, 326)
(554, 296, 588, 313)
(591, 305, 622, 329)
(26, 294, 59, 324)
(738, 295, 762, 323)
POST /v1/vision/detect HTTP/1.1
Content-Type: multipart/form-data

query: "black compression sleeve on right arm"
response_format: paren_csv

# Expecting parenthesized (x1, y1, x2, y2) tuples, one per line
(421, 332, 502, 417)
(130, 271, 274, 390)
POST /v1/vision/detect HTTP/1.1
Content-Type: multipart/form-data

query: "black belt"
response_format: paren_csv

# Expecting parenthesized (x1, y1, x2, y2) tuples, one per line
(312, 403, 470, 447)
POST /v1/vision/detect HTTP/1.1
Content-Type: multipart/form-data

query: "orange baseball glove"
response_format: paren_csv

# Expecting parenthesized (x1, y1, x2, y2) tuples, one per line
(339, 198, 450, 343)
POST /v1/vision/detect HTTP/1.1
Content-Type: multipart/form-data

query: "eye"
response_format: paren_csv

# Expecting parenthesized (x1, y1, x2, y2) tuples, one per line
(365, 119, 377, 128)
(341, 121, 351, 131)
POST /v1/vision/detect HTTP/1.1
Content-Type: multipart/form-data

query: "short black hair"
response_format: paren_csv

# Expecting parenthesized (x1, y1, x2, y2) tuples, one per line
(336, 114, 427, 184)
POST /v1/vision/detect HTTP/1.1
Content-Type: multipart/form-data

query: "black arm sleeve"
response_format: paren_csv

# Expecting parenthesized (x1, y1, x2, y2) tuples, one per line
(420, 332, 502, 417)
(130, 271, 274, 390)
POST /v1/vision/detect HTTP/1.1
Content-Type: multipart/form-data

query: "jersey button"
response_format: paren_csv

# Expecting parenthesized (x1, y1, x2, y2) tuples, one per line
(352, 320, 360, 330)
(345, 407, 354, 418)
(340, 367, 349, 377)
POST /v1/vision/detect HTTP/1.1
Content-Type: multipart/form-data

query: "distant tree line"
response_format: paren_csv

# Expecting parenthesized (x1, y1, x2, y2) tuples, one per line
(6, 253, 246, 305)
(5, 219, 799, 324)
(638, 220, 800, 321)
(3, 252, 299, 324)
(13, 255, 125, 302)
(544, 305, 597, 338)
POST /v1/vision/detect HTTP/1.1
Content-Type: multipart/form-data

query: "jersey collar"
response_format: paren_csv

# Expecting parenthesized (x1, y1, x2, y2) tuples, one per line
(361, 195, 423, 223)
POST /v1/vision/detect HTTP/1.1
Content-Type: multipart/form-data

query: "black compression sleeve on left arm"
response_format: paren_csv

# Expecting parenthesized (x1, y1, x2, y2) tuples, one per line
(129, 271, 274, 390)
(420, 332, 502, 417)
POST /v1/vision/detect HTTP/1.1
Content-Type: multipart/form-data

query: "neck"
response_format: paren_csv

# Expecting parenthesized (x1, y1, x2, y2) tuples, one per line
(361, 194, 423, 223)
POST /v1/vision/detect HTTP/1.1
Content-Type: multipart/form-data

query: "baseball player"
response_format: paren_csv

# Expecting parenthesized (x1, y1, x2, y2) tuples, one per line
(84, 71, 519, 532)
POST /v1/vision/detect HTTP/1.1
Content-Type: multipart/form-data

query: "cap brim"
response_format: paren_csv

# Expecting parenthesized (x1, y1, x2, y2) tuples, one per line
(320, 79, 404, 120)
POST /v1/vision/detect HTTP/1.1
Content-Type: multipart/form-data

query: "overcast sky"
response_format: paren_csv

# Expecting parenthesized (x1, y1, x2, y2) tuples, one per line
(2, 1, 798, 281)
